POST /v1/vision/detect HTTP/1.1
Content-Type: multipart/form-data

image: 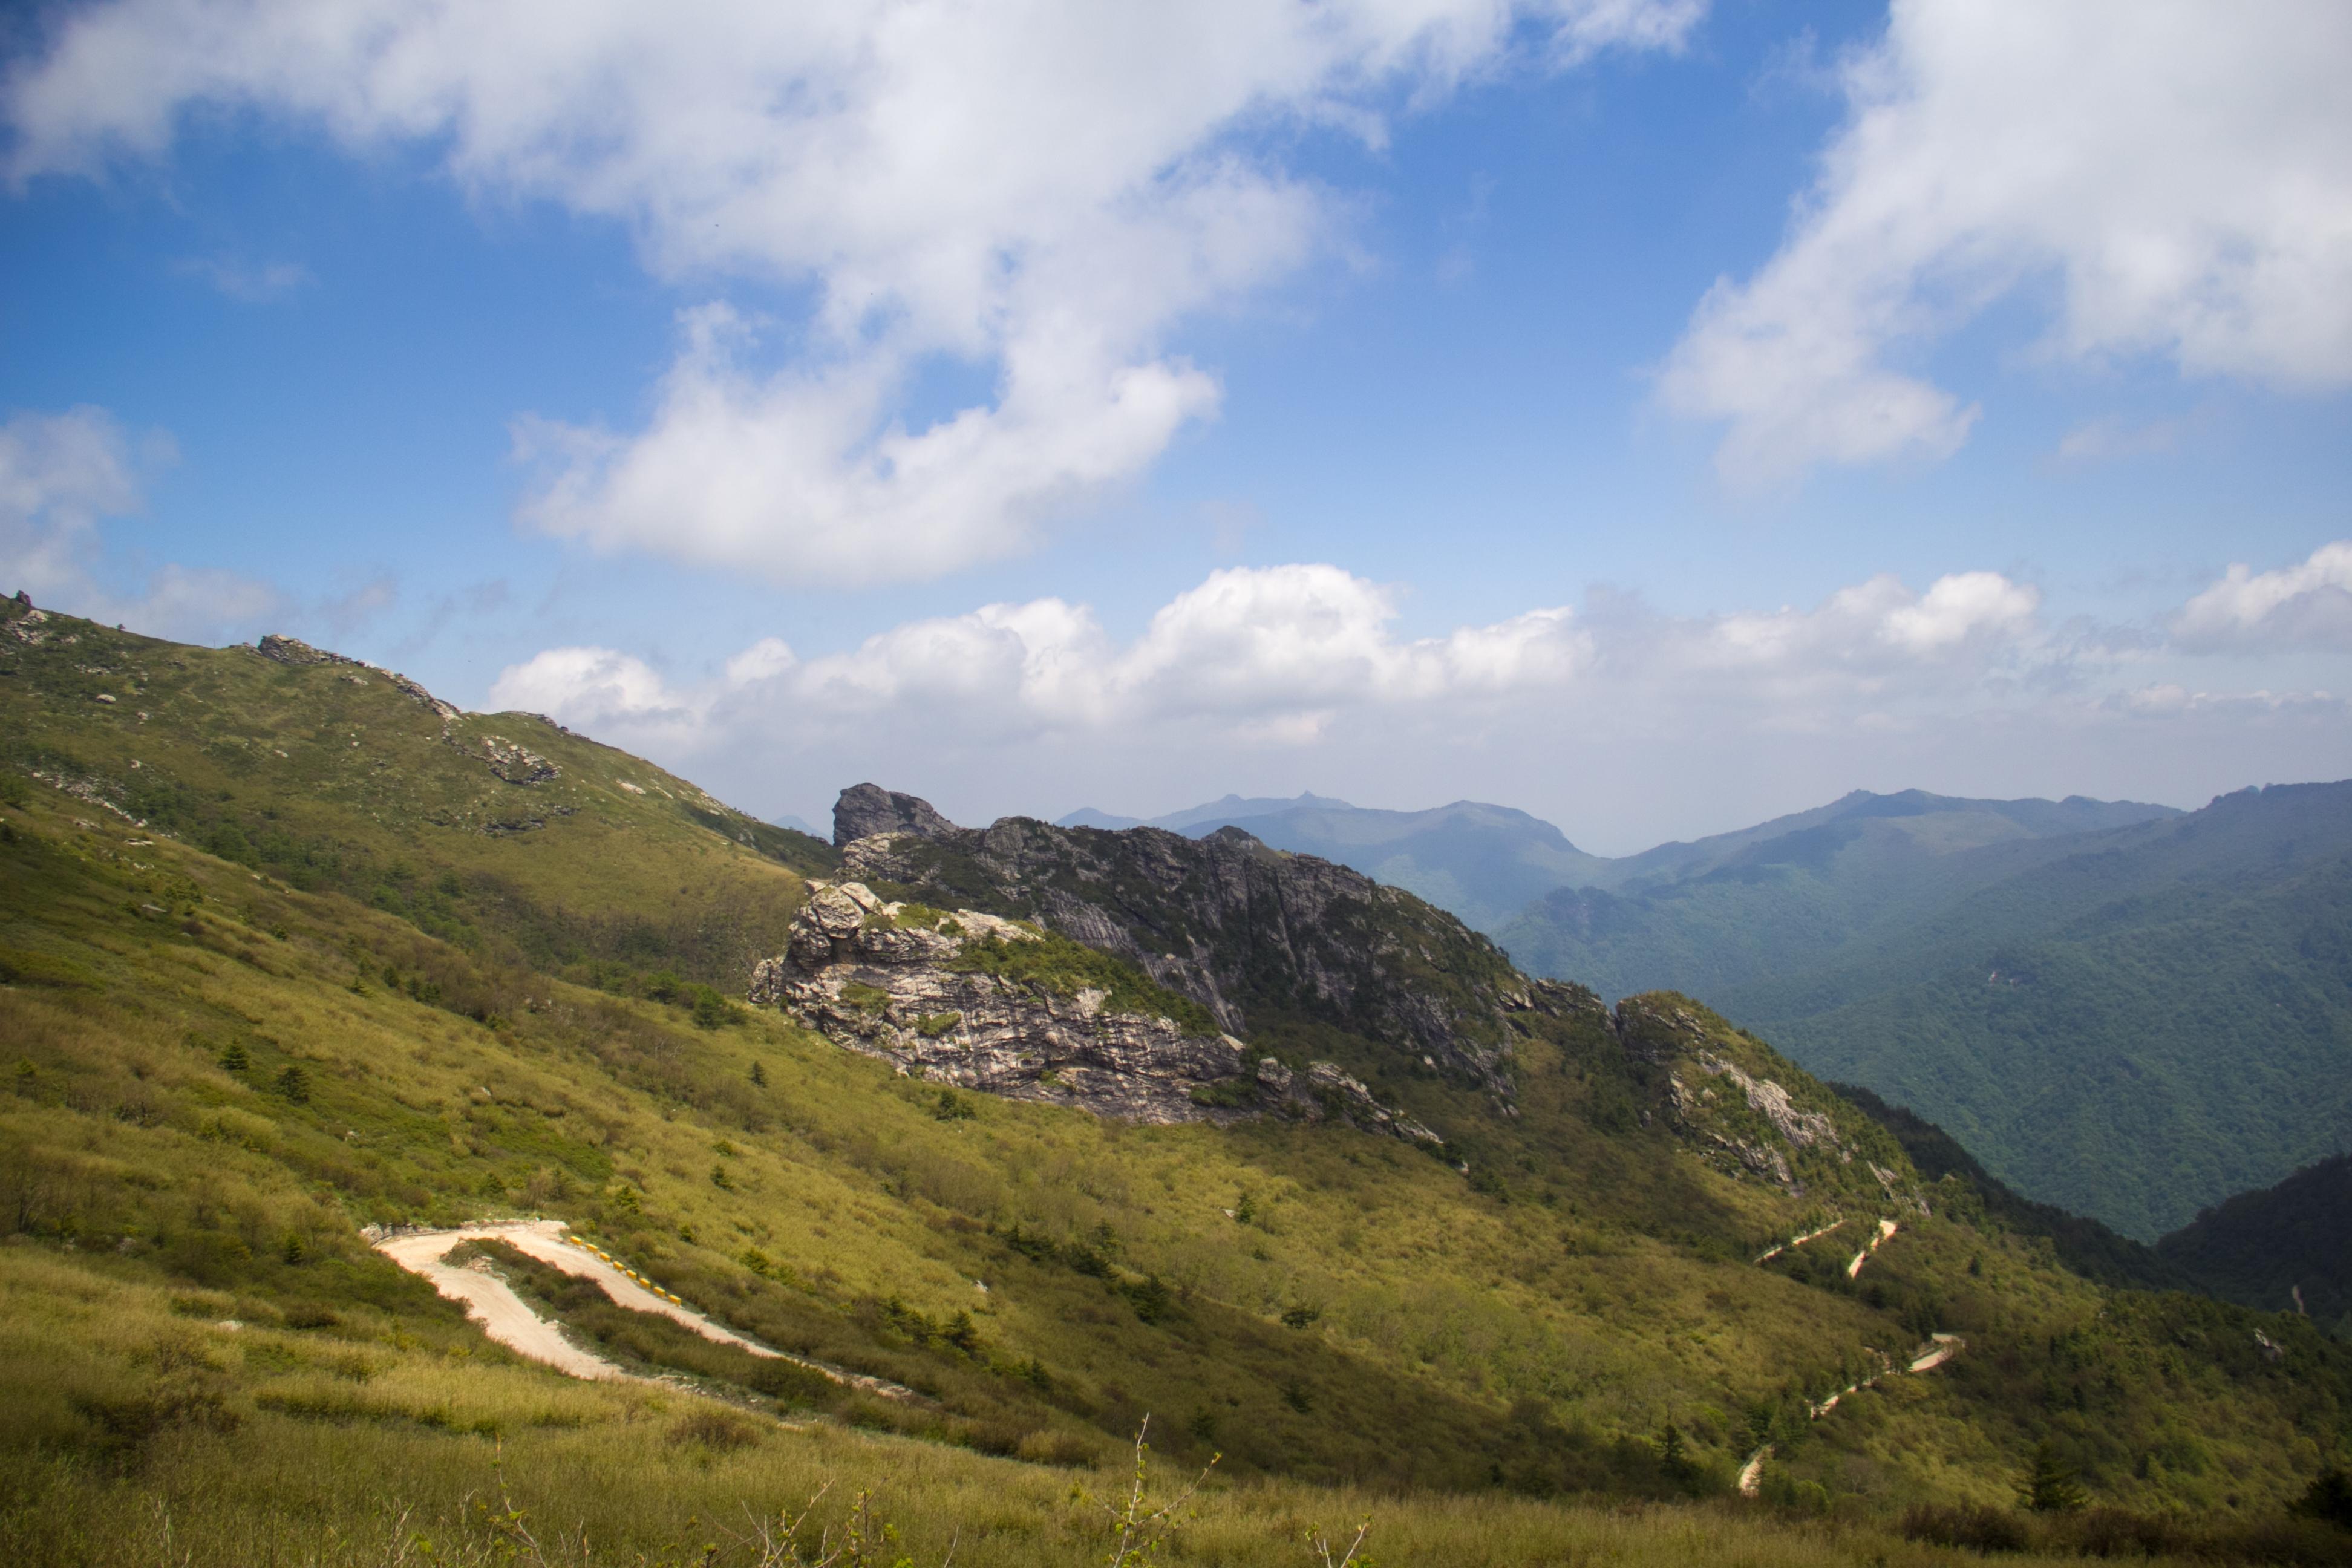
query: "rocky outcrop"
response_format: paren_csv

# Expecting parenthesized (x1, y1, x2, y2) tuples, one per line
(1691, 1049, 1841, 1152)
(253, 633, 462, 720)
(753, 880, 1253, 1123)
(1618, 995, 1930, 1208)
(834, 783, 961, 846)
(256, 633, 359, 667)
(1256, 1056, 1440, 1144)
(831, 790, 1557, 1099)
(752, 880, 1439, 1139)
(469, 733, 558, 785)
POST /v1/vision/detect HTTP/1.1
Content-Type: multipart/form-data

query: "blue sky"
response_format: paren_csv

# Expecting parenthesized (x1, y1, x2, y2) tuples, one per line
(4, 1, 2348, 852)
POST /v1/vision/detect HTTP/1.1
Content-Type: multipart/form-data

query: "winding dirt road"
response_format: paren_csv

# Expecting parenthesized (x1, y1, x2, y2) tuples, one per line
(1753, 1218, 1846, 1265)
(1737, 1331, 1967, 1497)
(373, 1222, 636, 1382)
(1846, 1218, 1900, 1278)
(371, 1220, 919, 1401)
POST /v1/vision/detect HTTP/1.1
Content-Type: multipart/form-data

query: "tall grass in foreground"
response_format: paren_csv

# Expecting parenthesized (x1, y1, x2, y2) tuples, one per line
(5, 1414, 2347, 1568)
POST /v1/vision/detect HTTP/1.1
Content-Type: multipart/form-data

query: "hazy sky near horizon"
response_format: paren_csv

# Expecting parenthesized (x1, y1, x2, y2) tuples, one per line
(4, 0, 2349, 852)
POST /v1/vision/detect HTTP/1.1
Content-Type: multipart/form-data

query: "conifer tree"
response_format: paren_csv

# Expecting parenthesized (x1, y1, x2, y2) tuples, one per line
(2020, 1440, 2087, 1512)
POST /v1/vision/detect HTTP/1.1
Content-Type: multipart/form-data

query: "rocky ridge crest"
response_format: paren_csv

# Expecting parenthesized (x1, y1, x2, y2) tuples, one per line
(827, 786, 1560, 1102)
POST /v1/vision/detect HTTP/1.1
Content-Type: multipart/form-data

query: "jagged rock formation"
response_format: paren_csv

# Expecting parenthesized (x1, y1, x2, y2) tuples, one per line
(1616, 995, 1927, 1210)
(256, 632, 359, 668)
(835, 782, 961, 845)
(752, 879, 1436, 1139)
(830, 791, 1570, 1100)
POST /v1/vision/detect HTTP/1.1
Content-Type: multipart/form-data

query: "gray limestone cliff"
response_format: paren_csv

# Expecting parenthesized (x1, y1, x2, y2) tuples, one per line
(750, 878, 1437, 1140)
(826, 792, 1572, 1103)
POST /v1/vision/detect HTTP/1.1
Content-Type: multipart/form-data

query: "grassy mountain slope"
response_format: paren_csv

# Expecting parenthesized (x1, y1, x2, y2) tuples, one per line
(0, 599, 838, 986)
(1713, 783, 2352, 1239)
(4, 605, 2349, 1562)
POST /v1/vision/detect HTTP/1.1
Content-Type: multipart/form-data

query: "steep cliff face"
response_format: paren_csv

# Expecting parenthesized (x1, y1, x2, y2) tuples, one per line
(826, 785, 1567, 1100)
(750, 878, 1439, 1140)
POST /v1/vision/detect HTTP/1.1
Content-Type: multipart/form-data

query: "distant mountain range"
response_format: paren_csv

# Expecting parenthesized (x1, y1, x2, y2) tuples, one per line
(1068, 782, 2352, 1240)
(1060, 793, 1604, 930)
(1492, 788, 2181, 1006)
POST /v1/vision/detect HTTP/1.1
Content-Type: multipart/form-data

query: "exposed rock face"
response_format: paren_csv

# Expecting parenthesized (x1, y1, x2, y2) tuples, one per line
(834, 783, 961, 846)
(256, 633, 359, 667)
(393, 673, 463, 721)
(1618, 994, 1926, 1207)
(1692, 1050, 1841, 1151)
(751, 881, 1249, 1123)
(832, 792, 1558, 1098)
(469, 733, 558, 785)
(752, 880, 1440, 1140)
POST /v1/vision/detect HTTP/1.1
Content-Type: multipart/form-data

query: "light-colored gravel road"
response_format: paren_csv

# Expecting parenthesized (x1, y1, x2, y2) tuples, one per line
(1845, 1218, 1900, 1278)
(373, 1222, 635, 1381)
(1743, 1329, 1969, 1495)
(370, 1220, 918, 1400)
(1909, 1332, 1964, 1373)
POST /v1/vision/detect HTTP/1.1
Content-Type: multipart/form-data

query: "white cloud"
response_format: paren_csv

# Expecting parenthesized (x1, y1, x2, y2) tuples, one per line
(492, 563, 1593, 743)
(2111, 683, 2336, 719)
(488, 560, 2056, 761)
(1882, 571, 2039, 654)
(2174, 541, 2352, 653)
(1695, 569, 2039, 675)
(6, 0, 1704, 585)
(1659, 0, 2352, 486)
(0, 405, 146, 598)
(0, 405, 279, 641)
(483, 555, 2352, 849)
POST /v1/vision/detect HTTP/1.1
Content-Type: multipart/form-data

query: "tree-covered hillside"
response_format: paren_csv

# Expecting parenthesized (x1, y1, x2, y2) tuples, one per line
(2159, 1155, 2352, 1336)
(1712, 783, 2352, 1240)
(1495, 789, 2180, 1002)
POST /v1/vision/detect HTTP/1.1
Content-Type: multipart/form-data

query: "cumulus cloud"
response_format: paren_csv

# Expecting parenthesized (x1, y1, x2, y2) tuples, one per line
(1659, 0, 2352, 486)
(492, 563, 1595, 745)
(486, 560, 2065, 765)
(2174, 541, 2352, 653)
(6, 0, 1705, 584)
(0, 405, 279, 641)
(483, 555, 2352, 848)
